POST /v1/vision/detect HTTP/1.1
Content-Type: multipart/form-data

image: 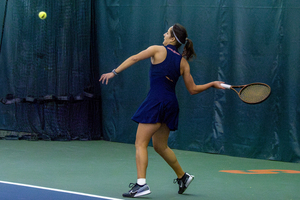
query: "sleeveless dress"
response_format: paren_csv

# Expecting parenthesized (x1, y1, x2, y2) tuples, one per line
(131, 45, 182, 131)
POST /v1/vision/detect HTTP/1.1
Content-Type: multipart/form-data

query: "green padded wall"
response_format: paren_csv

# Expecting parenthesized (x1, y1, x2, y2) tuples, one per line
(97, 0, 300, 162)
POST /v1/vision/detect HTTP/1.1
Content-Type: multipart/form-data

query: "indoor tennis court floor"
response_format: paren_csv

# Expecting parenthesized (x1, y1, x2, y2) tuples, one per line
(0, 140, 299, 200)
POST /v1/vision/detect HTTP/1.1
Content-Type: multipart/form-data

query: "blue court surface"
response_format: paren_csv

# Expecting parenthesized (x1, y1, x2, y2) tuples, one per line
(0, 181, 123, 200)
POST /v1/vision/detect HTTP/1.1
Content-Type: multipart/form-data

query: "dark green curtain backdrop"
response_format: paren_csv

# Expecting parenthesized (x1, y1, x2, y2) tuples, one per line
(0, 0, 101, 140)
(0, 0, 299, 162)
(97, 0, 300, 162)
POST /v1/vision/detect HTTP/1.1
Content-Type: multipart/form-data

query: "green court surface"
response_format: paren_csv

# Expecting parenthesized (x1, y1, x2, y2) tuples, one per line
(0, 140, 299, 200)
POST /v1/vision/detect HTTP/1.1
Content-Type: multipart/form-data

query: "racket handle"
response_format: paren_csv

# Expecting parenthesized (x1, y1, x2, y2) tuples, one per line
(221, 83, 231, 89)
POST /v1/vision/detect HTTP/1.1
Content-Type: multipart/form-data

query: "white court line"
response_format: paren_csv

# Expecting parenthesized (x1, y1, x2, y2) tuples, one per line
(0, 180, 123, 200)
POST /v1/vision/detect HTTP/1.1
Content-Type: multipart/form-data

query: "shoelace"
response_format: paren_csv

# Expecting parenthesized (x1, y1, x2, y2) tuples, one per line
(173, 178, 179, 184)
(128, 183, 136, 188)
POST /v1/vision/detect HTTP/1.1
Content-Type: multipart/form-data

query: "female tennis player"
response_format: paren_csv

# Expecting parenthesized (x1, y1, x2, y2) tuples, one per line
(99, 23, 224, 198)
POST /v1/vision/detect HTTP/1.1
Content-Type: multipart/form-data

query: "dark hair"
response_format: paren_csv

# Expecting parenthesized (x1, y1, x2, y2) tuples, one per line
(171, 23, 196, 61)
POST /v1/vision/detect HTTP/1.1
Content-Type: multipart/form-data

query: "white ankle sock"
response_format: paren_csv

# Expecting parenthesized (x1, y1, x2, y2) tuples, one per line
(137, 178, 146, 185)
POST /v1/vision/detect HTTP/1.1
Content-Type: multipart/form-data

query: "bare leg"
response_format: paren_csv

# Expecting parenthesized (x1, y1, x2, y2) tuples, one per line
(152, 123, 185, 178)
(135, 123, 162, 179)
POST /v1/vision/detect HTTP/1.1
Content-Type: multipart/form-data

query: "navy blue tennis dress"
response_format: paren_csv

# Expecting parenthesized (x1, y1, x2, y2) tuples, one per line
(131, 45, 182, 131)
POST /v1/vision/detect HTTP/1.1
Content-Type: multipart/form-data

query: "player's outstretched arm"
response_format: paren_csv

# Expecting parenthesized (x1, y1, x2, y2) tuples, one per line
(99, 46, 160, 85)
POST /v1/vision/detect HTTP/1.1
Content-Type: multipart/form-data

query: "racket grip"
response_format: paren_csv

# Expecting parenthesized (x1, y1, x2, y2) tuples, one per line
(221, 83, 231, 89)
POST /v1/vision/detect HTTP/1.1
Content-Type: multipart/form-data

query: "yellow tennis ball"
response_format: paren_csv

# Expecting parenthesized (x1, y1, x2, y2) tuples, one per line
(39, 11, 47, 20)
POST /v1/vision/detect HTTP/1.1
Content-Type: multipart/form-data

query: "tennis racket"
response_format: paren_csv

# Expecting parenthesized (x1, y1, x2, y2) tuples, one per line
(221, 82, 271, 104)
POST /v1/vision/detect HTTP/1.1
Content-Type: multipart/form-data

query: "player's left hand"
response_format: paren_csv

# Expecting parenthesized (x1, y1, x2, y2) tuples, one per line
(99, 72, 115, 85)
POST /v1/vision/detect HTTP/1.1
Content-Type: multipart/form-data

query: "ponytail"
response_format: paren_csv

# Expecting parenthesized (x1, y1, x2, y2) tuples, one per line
(182, 38, 196, 61)
(171, 24, 196, 61)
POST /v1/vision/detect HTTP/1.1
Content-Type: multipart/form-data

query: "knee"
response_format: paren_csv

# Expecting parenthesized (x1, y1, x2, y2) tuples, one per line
(135, 140, 148, 150)
(153, 143, 167, 155)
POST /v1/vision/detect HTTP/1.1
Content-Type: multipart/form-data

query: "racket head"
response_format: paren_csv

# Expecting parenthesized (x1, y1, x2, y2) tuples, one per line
(238, 83, 271, 104)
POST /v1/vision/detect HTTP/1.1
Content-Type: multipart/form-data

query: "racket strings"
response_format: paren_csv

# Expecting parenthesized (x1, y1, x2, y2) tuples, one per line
(239, 84, 271, 103)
